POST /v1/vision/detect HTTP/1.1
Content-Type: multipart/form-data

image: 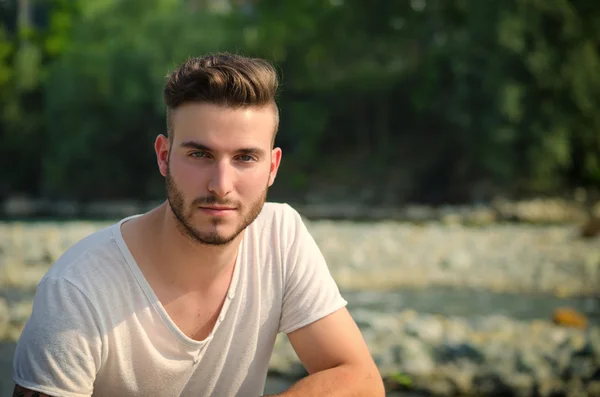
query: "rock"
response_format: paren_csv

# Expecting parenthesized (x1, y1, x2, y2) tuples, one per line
(441, 212, 463, 225)
(581, 216, 600, 238)
(507, 373, 536, 397)
(492, 198, 587, 224)
(401, 205, 437, 222)
(583, 253, 600, 291)
(449, 363, 476, 395)
(547, 326, 570, 348)
(590, 328, 600, 357)
(441, 250, 472, 270)
(538, 378, 566, 397)
(403, 315, 444, 344)
(0, 263, 49, 289)
(481, 340, 515, 366)
(425, 376, 455, 396)
(568, 353, 596, 379)
(552, 307, 588, 329)
(2, 196, 40, 217)
(516, 347, 553, 381)
(52, 201, 80, 217)
(392, 337, 435, 376)
(593, 202, 600, 218)
(9, 301, 32, 326)
(587, 381, 600, 397)
(443, 318, 469, 344)
(472, 371, 514, 396)
(464, 207, 497, 226)
(436, 342, 485, 365)
(0, 299, 9, 339)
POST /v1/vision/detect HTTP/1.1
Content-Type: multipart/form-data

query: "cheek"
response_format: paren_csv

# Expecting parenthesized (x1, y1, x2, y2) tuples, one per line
(171, 158, 204, 188)
(236, 168, 269, 194)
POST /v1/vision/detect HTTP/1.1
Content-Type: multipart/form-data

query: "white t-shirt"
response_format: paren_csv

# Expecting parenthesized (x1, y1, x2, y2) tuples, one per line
(13, 202, 348, 397)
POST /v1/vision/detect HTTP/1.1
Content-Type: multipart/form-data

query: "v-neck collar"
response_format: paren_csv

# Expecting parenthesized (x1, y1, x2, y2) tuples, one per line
(112, 214, 243, 348)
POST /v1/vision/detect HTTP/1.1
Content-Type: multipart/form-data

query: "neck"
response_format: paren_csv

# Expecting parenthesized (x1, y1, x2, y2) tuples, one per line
(148, 202, 242, 289)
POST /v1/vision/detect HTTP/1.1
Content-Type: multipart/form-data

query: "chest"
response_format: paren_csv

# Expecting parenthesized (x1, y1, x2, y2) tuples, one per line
(94, 254, 284, 397)
(96, 292, 279, 397)
(161, 284, 231, 342)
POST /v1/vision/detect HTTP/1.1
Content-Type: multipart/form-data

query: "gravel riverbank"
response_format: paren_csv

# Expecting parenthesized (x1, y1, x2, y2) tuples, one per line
(272, 309, 600, 397)
(0, 218, 599, 396)
(0, 295, 597, 396)
(1, 218, 598, 297)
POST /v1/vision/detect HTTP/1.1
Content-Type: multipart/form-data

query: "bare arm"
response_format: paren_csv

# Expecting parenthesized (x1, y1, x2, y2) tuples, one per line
(12, 384, 53, 397)
(267, 307, 385, 397)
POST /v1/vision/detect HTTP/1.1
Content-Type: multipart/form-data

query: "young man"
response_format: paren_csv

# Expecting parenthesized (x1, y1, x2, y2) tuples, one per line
(12, 53, 385, 396)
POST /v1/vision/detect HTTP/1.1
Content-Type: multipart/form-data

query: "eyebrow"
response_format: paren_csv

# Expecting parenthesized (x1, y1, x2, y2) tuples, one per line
(180, 141, 266, 157)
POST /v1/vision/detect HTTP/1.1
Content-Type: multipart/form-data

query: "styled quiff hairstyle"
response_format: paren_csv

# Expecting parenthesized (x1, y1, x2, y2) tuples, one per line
(163, 52, 280, 141)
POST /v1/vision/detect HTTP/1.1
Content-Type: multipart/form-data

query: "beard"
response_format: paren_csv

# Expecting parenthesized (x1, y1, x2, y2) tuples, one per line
(165, 165, 268, 246)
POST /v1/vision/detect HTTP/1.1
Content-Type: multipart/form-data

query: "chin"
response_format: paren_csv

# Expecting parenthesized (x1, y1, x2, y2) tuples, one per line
(197, 229, 241, 246)
(201, 222, 240, 238)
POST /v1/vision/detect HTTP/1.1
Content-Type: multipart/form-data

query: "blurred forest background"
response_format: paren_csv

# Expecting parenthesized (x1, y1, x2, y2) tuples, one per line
(1, 0, 599, 208)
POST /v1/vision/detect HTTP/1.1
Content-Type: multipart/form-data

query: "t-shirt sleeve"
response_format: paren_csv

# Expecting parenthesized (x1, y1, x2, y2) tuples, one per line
(278, 205, 348, 334)
(13, 276, 102, 397)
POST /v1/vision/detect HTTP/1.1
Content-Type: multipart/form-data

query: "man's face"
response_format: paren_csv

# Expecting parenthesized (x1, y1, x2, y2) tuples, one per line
(155, 102, 281, 246)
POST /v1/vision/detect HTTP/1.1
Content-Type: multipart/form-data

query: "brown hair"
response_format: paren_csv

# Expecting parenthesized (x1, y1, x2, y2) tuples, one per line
(163, 52, 280, 139)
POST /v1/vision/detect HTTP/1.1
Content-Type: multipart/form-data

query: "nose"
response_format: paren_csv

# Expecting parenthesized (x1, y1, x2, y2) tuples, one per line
(207, 161, 234, 197)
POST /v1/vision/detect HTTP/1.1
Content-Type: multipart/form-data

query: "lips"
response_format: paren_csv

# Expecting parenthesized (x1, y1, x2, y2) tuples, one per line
(197, 205, 237, 216)
(198, 206, 236, 211)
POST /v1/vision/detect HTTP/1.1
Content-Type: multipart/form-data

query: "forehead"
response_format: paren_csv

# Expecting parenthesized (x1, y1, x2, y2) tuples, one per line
(170, 103, 277, 149)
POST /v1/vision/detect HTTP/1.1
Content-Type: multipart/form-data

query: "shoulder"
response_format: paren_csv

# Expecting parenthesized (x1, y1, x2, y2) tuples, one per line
(253, 202, 306, 230)
(256, 202, 303, 222)
(43, 217, 134, 280)
(37, 216, 138, 304)
(250, 202, 308, 243)
(27, 220, 123, 321)
(15, 222, 129, 355)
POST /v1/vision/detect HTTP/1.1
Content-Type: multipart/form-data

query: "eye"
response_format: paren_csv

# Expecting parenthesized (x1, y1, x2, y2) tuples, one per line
(237, 155, 256, 162)
(190, 151, 209, 159)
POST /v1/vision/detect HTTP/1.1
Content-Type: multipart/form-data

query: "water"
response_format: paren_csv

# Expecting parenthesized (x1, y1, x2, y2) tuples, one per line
(0, 343, 16, 395)
(342, 286, 600, 324)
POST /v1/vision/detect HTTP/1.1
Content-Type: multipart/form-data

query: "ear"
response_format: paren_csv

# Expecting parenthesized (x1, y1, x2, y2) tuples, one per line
(155, 134, 170, 177)
(268, 147, 282, 187)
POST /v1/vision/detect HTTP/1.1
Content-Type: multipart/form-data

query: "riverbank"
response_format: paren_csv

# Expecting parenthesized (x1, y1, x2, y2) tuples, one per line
(0, 289, 600, 397)
(0, 218, 599, 395)
(2, 218, 598, 297)
(0, 288, 597, 396)
(272, 309, 600, 397)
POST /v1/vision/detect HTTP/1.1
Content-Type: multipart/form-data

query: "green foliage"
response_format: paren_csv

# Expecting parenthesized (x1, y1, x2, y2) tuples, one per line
(390, 371, 413, 388)
(41, 0, 240, 199)
(1, 0, 599, 203)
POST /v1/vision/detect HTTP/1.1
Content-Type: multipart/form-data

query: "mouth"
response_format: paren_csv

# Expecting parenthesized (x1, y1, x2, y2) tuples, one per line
(197, 205, 237, 215)
(198, 206, 236, 210)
